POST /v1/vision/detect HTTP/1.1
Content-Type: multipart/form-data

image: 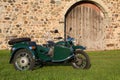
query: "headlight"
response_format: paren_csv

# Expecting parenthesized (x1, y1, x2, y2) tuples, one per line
(73, 40, 76, 43)
(73, 40, 76, 44)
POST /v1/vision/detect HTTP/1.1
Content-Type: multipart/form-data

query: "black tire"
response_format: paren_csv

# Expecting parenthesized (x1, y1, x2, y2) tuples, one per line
(8, 37, 31, 45)
(13, 49, 35, 71)
(72, 50, 91, 69)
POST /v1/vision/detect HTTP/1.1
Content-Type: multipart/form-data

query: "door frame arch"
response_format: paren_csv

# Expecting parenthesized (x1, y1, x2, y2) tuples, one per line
(64, 0, 110, 41)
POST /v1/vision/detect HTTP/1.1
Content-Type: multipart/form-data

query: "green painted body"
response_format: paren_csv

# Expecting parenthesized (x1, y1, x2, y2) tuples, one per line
(9, 42, 37, 63)
(9, 39, 86, 63)
(35, 45, 52, 61)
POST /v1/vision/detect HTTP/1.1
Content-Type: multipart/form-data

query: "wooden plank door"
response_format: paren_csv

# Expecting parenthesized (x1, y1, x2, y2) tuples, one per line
(66, 3, 105, 50)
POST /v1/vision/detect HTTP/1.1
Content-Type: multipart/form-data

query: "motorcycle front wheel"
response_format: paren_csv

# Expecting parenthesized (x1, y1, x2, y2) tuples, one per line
(72, 50, 91, 69)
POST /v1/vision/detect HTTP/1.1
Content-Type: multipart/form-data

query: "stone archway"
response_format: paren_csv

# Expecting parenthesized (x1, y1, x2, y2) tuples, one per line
(65, 1, 108, 50)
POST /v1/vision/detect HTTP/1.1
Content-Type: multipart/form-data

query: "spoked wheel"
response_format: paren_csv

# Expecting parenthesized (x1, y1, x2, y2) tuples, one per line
(13, 49, 35, 71)
(72, 50, 91, 69)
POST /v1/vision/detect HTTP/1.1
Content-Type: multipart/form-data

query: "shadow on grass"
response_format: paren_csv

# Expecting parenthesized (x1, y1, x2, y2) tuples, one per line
(34, 62, 72, 70)
(43, 62, 71, 66)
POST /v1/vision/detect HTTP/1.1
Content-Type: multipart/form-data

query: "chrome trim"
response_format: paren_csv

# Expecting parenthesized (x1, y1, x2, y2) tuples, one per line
(52, 54, 74, 62)
(29, 47, 32, 50)
(12, 48, 16, 51)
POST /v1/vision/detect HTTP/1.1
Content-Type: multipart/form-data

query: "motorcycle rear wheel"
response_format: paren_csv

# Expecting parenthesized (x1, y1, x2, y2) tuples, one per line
(72, 50, 91, 69)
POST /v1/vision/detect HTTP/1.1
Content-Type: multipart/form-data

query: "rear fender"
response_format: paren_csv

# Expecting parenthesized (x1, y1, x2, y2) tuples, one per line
(9, 46, 36, 64)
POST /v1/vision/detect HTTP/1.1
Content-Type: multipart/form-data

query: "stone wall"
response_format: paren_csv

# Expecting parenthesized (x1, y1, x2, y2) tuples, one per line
(0, 0, 120, 50)
(102, 0, 120, 50)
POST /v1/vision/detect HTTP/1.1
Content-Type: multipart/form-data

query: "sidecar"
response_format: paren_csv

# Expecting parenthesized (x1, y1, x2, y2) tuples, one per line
(8, 38, 72, 70)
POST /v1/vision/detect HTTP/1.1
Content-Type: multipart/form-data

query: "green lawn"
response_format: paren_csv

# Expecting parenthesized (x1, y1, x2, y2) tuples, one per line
(0, 50, 120, 80)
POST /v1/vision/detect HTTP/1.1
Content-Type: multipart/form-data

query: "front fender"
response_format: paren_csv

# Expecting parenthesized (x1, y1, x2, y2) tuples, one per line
(72, 45, 86, 51)
(9, 44, 36, 63)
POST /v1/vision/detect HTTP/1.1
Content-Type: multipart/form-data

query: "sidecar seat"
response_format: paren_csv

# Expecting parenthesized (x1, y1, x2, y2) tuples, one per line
(8, 37, 31, 45)
(47, 41, 55, 47)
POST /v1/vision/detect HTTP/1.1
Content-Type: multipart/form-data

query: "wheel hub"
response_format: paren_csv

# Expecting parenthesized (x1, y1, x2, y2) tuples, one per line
(19, 57, 29, 66)
(76, 58, 83, 65)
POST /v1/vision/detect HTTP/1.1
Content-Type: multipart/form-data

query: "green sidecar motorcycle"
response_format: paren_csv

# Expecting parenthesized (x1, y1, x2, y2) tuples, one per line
(8, 30, 91, 71)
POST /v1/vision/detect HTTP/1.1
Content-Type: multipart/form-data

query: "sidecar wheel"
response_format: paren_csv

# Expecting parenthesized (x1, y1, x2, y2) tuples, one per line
(13, 49, 35, 71)
(72, 50, 91, 69)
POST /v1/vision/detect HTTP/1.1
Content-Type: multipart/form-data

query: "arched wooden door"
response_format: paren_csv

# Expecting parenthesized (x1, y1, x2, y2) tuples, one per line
(65, 3, 105, 50)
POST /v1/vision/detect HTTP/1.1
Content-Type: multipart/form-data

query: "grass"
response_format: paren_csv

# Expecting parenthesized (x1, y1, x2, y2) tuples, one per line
(0, 50, 120, 80)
